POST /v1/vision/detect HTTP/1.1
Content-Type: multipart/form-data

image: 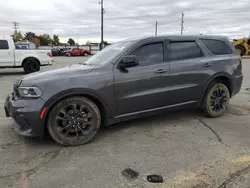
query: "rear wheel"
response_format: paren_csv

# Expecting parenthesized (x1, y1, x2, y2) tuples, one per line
(202, 82, 230, 118)
(47, 97, 101, 146)
(235, 45, 246, 56)
(83, 52, 88, 56)
(23, 60, 40, 74)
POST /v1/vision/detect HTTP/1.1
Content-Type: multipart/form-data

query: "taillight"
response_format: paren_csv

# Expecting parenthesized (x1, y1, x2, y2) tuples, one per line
(47, 52, 52, 57)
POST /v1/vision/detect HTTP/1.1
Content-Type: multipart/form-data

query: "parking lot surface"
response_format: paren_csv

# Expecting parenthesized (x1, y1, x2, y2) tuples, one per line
(0, 57, 250, 188)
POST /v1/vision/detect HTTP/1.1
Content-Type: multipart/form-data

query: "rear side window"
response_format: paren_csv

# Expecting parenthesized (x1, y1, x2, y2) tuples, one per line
(0, 40, 9, 49)
(200, 39, 232, 55)
(169, 41, 202, 61)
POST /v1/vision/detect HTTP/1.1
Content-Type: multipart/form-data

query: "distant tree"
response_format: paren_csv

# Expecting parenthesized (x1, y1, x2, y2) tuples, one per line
(52, 35, 60, 45)
(86, 41, 91, 46)
(38, 34, 52, 45)
(23, 32, 37, 41)
(31, 38, 40, 47)
(103, 41, 108, 45)
(68, 38, 75, 45)
(11, 31, 22, 42)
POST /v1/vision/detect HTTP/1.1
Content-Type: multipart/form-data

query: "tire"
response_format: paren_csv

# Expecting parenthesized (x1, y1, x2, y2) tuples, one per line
(23, 60, 40, 74)
(235, 45, 246, 56)
(47, 97, 101, 146)
(83, 52, 88, 56)
(202, 82, 230, 118)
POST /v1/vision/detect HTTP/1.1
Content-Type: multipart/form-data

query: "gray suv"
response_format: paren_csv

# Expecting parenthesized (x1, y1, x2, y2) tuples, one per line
(4, 35, 243, 146)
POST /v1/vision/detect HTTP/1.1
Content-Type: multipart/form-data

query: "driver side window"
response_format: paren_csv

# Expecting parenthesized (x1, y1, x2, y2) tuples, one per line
(130, 42, 163, 66)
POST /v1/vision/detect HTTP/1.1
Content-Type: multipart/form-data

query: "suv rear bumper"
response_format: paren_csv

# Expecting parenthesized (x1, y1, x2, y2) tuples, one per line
(232, 74, 243, 97)
(41, 60, 53, 66)
(4, 93, 45, 137)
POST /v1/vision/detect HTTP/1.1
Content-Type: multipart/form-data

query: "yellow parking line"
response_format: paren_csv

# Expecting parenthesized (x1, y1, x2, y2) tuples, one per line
(144, 155, 250, 188)
(232, 155, 250, 164)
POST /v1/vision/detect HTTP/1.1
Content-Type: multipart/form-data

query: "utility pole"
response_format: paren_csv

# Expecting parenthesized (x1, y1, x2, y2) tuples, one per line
(155, 21, 158, 36)
(100, 0, 104, 50)
(13, 22, 19, 33)
(181, 12, 184, 35)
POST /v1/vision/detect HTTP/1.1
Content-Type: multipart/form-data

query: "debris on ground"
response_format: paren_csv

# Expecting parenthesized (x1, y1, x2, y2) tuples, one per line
(121, 168, 139, 181)
(147, 174, 164, 183)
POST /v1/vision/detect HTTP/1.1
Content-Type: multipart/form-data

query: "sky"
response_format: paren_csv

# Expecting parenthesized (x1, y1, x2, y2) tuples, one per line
(0, 0, 249, 44)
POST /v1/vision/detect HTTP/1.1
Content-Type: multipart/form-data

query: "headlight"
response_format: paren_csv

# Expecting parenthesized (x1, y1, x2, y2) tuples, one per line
(18, 86, 43, 98)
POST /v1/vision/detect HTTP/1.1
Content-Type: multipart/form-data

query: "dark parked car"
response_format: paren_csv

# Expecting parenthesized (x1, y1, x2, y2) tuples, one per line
(5, 35, 243, 146)
(51, 48, 60, 56)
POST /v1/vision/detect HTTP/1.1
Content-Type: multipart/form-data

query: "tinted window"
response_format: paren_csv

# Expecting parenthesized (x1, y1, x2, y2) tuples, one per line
(131, 43, 163, 66)
(0, 40, 9, 49)
(169, 41, 202, 61)
(200, 39, 232, 55)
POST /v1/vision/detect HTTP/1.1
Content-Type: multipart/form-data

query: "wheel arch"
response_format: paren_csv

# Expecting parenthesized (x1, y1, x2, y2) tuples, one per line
(200, 73, 233, 106)
(42, 89, 108, 134)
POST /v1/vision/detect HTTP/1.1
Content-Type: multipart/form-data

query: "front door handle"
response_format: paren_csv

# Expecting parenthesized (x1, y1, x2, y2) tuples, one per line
(203, 63, 212, 67)
(155, 69, 167, 74)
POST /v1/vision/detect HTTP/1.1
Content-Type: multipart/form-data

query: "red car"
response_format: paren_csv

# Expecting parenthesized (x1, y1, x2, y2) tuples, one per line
(65, 48, 91, 56)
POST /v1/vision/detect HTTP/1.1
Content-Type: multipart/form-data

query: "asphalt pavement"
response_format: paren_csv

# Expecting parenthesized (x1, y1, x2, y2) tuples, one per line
(0, 57, 250, 188)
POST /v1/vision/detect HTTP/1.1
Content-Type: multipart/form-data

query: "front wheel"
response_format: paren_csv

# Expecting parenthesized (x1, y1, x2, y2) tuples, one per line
(202, 82, 230, 118)
(47, 97, 101, 146)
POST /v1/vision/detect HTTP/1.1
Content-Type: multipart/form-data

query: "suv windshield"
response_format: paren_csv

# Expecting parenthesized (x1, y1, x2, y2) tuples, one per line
(83, 41, 133, 65)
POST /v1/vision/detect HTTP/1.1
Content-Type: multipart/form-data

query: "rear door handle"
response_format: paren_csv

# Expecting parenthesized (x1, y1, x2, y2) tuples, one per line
(155, 69, 167, 74)
(203, 63, 212, 67)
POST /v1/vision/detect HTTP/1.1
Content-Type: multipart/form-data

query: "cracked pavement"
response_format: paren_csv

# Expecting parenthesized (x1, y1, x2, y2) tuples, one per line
(0, 57, 250, 188)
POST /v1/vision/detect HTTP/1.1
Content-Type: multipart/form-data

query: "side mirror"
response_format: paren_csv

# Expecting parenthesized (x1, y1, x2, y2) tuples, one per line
(118, 55, 139, 69)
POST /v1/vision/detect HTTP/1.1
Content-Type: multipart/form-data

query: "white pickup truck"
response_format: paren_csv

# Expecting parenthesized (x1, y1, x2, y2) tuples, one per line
(0, 36, 53, 74)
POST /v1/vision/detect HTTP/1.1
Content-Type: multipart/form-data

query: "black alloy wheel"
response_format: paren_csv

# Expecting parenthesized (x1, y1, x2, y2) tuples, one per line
(203, 83, 230, 117)
(47, 97, 101, 146)
(23, 60, 40, 74)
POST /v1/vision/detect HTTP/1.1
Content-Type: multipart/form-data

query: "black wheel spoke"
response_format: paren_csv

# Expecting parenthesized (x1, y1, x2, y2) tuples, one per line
(86, 121, 93, 126)
(219, 89, 223, 97)
(72, 104, 78, 113)
(211, 95, 216, 99)
(75, 126, 80, 140)
(59, 109, 67, 116)
(58, 124, 71, 133)
(87, 113, 92, 119)
(212, 104, 216, 111)
(79, 105, 85, 113)
(56, 116, 69, 121)
(219, 103, 224, 110)
(64, 128, 71, 136)
(77, 125, 87, 135)
(210, 100, 215, 106)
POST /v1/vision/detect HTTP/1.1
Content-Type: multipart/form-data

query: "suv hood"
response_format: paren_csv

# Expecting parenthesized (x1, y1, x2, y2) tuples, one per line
(19, 64, 94, 85)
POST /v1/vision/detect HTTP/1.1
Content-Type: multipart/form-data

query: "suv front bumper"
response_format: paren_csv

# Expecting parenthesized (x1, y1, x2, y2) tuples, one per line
(4, 93, 45, 137)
